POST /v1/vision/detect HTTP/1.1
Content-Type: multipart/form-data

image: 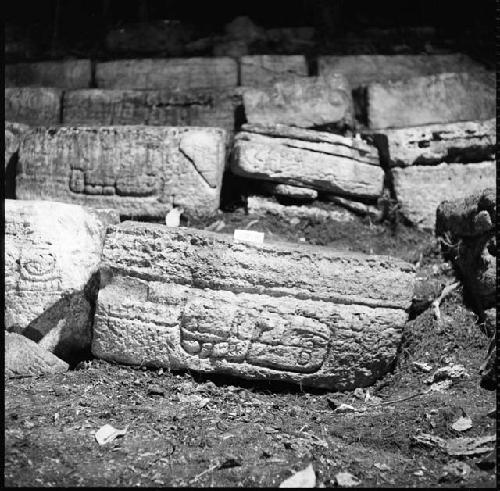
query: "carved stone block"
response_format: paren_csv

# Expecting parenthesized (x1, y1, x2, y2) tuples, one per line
(242, 75, 353, 128)
(95, 57, 238, 90)
(392, 162, 496, 230)
(5, 199, 119, 363)
(5, 60, 92, 88)
(93, 223, 416, 390)
(367, 72, 496, 129)
(240, 55, 308, 87)
(366, 119, 496, 167)
(62, 88, 238, 135)
(318, 54, 485, 89)
(5, 88, 62, 126)
(16, 126, 227, 217)
(5, 332, 69, 378)
(232, 124, 383, 199)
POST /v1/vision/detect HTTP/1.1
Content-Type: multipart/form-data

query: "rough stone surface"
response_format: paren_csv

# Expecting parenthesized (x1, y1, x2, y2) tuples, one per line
(5, 60, 92, 88)
(232, 124, 383, 199)
(436, 188, 496, 312)
(242, 75, 353, 128)
(247, 196, 356, 222)
(5, 122, 29, 168)
(62, 88, 238, 135)
(5, 332, 69, 378)
(5, 199, 119, 363)
(367, 72, 496, 129)
(240, 55, 308, 87)
(95, 58, 238, 90)
(392, 162, 496, 230)
(367, 119, 496, 167)
(324, 195, 382, 219)
(5, 88, 62, 126)
(318, 54, 485, 89)
(16, 126, 227, 217)
(262, 183, 318, 200)
(93, 223, 415, 389)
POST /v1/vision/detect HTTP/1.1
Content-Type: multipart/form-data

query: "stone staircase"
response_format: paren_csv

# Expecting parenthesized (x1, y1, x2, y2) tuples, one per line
(4, 48, 496, 387)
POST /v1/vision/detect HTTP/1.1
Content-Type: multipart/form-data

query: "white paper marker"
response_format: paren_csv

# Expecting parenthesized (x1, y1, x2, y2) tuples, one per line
(233, 229, 264, 244)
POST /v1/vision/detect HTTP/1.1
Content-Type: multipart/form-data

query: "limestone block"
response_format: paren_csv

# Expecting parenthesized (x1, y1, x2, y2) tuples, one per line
(436, 188, 496, 311)
(5, 60, 92, 88)
(240, 55, 308, 87)
(242, 75, 353, 128)
(367, 119, 496, 167)
(318, 54, 485, 89)
(392, 162, 496, 230)
(5, 122, 29, 168)
(247, 195, 356, 222)
(232, 124, 383, 199)
(5, 88, 62, 126)
(5, 332, 69, 378)
(262, 183, 318, 200)
(62, 88, 238, 135)
(16, 126, 227, 217)
(95, 58, 238, 90)
(367, 72, 496, 129)
(93, 223, 416, 389)
(5, 199, 119, 363)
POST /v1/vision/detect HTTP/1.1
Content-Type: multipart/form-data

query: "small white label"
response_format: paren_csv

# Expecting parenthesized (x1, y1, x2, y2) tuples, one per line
(233, 229, 264, 244)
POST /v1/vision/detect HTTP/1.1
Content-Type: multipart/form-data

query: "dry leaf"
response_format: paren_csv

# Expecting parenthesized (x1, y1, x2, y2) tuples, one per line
(95, 424, 127, 445)
(279, 464, 316, 488)
(451, 416, 472, 432)
(335, 471, 361, 487)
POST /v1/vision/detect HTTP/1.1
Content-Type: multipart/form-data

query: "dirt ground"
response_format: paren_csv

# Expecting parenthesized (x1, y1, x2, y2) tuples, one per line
(4, 210, 497, 487)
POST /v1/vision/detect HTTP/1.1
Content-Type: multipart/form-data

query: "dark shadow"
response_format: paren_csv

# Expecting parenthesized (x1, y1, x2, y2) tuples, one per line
(5, 151, 18, 199)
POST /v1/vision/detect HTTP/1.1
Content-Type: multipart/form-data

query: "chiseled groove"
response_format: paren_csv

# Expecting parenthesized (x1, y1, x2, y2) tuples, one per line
(178, 146, 214, 189)
(104, 265, 408, 310)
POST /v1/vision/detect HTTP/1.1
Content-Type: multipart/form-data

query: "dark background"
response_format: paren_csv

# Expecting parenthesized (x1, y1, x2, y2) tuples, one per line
(3, 0, 496, 64)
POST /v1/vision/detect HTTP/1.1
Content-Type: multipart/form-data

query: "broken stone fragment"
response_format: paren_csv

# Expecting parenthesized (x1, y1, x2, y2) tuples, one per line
(318, 54, 485, 89)
(232, 124, 383, 199)
(5, 88, 62, 126)
(5, 199, 119, 363)
(5, 59, 92, 88)
(5, 121, 29, 168)
(323, 194, 382, 219)
(95, 57, 238, 91)
(240, 55, 308, 87)
(5, 332, 69, 378)
(17, 126, 227, 217)
(261, 182, 318, 200)
(435, 188, 496, 312)
(366, 119, 496, 167)
(436, 188, 495, 238)
(392, 162, 496, 230)
(62, 88, 239, 136)
(366, 72, 495, 129)
(247, 196, 356, 223)
(92, 223, 415, 390)
(241, 75, 353, 128)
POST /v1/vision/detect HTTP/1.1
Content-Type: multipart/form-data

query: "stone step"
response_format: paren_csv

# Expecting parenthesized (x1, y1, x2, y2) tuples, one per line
(366, 71, 495, 129)
(241, 75, 353, 128)
(392, 162, 496, 230)
(366, 119, 496, 167)
(16, 126, 227, 218)
(318, 54, 485, 89)
(93, 223, 415, 390)
(240, 55, 308, 87)
(232, 124, 383, 199)
(5, 199, 118, 363)
(62, 88, 239, 135)
(5, 59, 92, 88)
(5, 88, 62, 126)
(95, 57, 238, 91)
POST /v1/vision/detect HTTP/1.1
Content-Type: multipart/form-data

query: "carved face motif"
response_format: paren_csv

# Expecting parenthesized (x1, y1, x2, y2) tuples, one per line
(15, 245, 61, 292)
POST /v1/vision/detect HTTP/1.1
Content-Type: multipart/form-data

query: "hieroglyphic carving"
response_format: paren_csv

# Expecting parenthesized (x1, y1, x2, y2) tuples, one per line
(17, 126, 227, 217)
(5, 199, 118, 363)
(92, 223, 416, 389)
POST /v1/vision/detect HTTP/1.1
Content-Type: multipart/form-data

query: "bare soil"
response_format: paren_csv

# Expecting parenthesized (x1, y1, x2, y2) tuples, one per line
(4, 211, 496, 487)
